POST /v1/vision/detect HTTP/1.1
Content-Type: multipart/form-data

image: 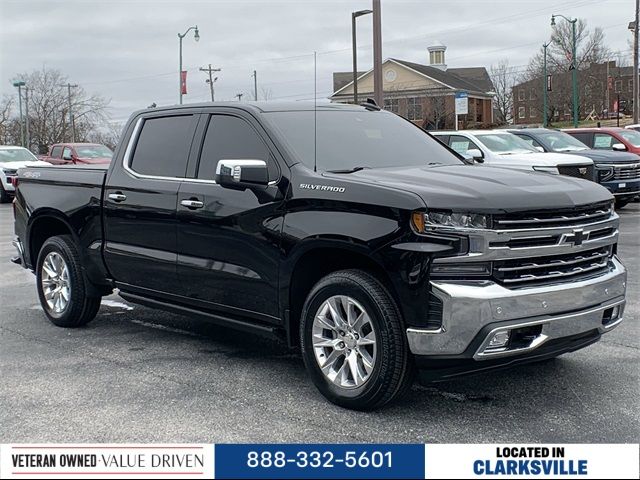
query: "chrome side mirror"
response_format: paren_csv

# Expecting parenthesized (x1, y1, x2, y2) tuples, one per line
(215, 159, 269, 190)
(612, 143, 627, 151)
(466, 149, 485, 163)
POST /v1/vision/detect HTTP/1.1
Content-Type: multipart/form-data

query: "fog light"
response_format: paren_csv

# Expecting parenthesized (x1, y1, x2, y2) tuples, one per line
(488, 331, 510, 348)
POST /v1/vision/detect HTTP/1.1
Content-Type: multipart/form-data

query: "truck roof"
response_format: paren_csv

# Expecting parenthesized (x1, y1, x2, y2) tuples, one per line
(130, 101, 373, 117)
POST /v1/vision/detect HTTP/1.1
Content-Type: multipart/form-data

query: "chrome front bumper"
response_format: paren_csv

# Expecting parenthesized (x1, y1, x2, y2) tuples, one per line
(406, 256, 626, 359)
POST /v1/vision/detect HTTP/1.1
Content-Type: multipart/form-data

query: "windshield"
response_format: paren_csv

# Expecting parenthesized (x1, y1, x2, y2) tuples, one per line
(475, 133, 537, 155)
(74, 145, 113, 158)
(618, 130, 640, 147)
(537, 131, 589, 152)
(0, 148, 38, 163)
(264, 110, 462, 171)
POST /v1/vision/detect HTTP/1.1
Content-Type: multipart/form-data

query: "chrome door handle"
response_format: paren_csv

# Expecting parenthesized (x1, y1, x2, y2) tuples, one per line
(180, 199, 204, 209)
(108, 192, 127, 202)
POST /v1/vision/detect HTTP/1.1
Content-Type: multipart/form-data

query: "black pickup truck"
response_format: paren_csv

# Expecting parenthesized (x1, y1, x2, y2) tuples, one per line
(12, 102, 627, 410)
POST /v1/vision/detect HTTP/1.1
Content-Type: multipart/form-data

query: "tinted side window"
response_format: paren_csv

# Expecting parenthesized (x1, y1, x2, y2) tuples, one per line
(197, 115, 277, 180)
(130, 115, 194, 177)
(51, 146, 62, 158)
(593, 133, 615, 149)
(570, 132, 592, 147)
(516, 135, 543, 149)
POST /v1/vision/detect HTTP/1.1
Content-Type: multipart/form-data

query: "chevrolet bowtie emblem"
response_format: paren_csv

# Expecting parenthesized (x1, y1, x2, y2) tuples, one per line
(565, 228, 586, 246)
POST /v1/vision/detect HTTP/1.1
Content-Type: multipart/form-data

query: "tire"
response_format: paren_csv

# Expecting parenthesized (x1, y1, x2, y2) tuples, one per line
(35, 235, 102, 327)
(615, 198, 630, 209)
(300, 269, 414, 410)
(0, 182, 11, 203)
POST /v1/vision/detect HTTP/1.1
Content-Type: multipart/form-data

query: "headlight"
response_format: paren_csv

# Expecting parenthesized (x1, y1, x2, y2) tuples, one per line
(412, 211, 489, 232)
(596, 165, 615, 181)
(532, 166, 559, 174)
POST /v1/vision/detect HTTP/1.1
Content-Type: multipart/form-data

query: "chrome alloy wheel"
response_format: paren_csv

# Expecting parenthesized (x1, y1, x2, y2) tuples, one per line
(312, 295, 377, 389)
(41, 252, 71, 314)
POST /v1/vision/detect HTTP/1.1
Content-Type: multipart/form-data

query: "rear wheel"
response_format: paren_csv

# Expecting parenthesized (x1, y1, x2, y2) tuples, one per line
(36, 235, 102, 327)
(615, 198, 631, 209)
(300, 270, 414, 410)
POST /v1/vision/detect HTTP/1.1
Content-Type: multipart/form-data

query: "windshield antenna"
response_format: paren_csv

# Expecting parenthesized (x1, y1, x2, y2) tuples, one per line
(313, 51, 318, 173)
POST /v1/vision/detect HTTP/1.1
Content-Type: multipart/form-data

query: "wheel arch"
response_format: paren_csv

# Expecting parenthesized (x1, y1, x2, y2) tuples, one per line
(282, 239, 401, 348)
(26, 210, 77, 269)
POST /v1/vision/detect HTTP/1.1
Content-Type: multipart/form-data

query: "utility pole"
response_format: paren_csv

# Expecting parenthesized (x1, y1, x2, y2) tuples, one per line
(235, 93, 243, 102)
(633, 0, 639, 123)
(372, 0, 383, 106)
(60, 83, 78, 142)
(543, 42, 550, 127)
(252, 70, 258, 101)
(352, 9, 372, 104)
(199, 64, 221, 102)
(25, 87, 30, 151)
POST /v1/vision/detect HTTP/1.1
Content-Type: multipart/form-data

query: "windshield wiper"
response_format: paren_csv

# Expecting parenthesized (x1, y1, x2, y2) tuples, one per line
(326, 166, 370, 174)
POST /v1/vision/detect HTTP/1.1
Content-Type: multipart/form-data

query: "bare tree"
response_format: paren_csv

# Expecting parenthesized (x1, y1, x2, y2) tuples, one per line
(490, 59, 515, 125)
(86, 122, 123, 151)
(9, 67, 110, 153)
(0, 96, 15, 145)
(525, 19, 612, 79)
(260, 87, 274, 101)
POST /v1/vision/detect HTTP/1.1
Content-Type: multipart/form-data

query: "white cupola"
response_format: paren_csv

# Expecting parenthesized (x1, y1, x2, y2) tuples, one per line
(428, 42, 447, 70)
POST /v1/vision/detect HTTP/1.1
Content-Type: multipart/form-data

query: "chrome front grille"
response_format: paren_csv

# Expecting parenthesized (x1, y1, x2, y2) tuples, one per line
(613, 163, 640, 180)
(493, 246, 612, 287)
(431, 202, 619, 289)
(493, 202, 612, 230)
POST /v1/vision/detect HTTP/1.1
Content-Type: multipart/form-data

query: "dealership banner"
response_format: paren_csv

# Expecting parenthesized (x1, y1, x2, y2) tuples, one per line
(0, 443, 638, 479)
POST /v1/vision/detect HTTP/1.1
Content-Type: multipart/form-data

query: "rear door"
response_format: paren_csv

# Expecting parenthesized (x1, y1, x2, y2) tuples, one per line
(175, 110, 285, 322)
(48, 145, 64, 165)
(103, 110, 200, 295)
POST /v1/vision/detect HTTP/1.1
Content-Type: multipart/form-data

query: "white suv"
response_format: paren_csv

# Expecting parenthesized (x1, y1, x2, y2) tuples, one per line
(431, 130, 594, 180)
(0, 146, 50, 202)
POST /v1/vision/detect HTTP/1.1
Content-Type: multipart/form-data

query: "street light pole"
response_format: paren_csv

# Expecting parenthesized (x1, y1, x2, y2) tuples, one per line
(178, 25, 200, 105)
(631, 0, 639, 123)
(12, 80, 25, 147)
(543, 42, 550, 127)
(372, 0, 383, 107)
(551, 14, 579, 127)
(351, 9, 372, 104)
(25, 87, 30, 151)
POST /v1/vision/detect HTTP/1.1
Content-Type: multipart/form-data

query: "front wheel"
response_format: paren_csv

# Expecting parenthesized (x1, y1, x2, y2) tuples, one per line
(36, 235, 102, 327)
(300, 270, 414, 410)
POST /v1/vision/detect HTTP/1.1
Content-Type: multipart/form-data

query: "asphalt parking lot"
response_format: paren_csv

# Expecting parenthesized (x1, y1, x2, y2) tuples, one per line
(0, 202, 638, 443)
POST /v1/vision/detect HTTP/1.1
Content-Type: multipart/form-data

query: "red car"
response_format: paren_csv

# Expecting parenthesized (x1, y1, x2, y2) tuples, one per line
(41, 143, 113, 165)
(563, 127, 640, 156)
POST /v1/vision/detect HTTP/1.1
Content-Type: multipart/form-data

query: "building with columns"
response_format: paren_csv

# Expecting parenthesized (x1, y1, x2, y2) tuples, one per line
(330, 43, 495, 130)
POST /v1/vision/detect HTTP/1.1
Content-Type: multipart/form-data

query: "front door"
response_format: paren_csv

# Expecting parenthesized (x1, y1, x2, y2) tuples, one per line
(176, 112, 285, 322)
(103, 111, 199, 295)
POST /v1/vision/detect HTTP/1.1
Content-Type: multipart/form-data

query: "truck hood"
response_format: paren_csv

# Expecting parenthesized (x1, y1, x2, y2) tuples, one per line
(490, 151, 593, 167)
(558, 149, 640, 164)
(333, 164, 612, 212)
(0, 160, 50, 170)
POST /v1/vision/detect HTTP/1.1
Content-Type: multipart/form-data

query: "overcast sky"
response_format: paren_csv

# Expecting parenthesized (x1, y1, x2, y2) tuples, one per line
(0, 0, 634, 123)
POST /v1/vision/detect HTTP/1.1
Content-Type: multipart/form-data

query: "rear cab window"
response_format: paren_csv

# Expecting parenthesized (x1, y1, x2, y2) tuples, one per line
(129, 115, 197, 178)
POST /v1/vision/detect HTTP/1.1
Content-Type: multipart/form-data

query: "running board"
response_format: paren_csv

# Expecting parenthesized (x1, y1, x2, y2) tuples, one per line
(118, 291, 285, 342)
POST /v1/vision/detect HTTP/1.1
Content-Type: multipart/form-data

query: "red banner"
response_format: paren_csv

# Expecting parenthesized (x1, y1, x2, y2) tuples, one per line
(181, 70, 188, 95)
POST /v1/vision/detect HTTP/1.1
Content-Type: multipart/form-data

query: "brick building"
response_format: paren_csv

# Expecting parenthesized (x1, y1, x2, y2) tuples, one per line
(512, 60, 638, 125)
(330, 43, 495, 130)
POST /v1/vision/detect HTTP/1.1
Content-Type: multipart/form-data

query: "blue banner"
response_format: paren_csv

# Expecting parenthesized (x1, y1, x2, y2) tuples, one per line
(214, 444, 425, 479)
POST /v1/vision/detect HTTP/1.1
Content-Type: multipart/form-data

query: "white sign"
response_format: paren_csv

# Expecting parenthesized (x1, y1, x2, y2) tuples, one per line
(455, 91, 468, 115)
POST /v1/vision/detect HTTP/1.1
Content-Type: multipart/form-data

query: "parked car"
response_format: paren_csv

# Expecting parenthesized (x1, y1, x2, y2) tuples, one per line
(0, 146, 50, 203)
(563, 127, 640, 155)
(430, 130, 594, 180)
(624, 124, 640, 132)
(508, 128, 640, 209)
(41, 143, 113, 165)
(12, 102, 626, 410)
